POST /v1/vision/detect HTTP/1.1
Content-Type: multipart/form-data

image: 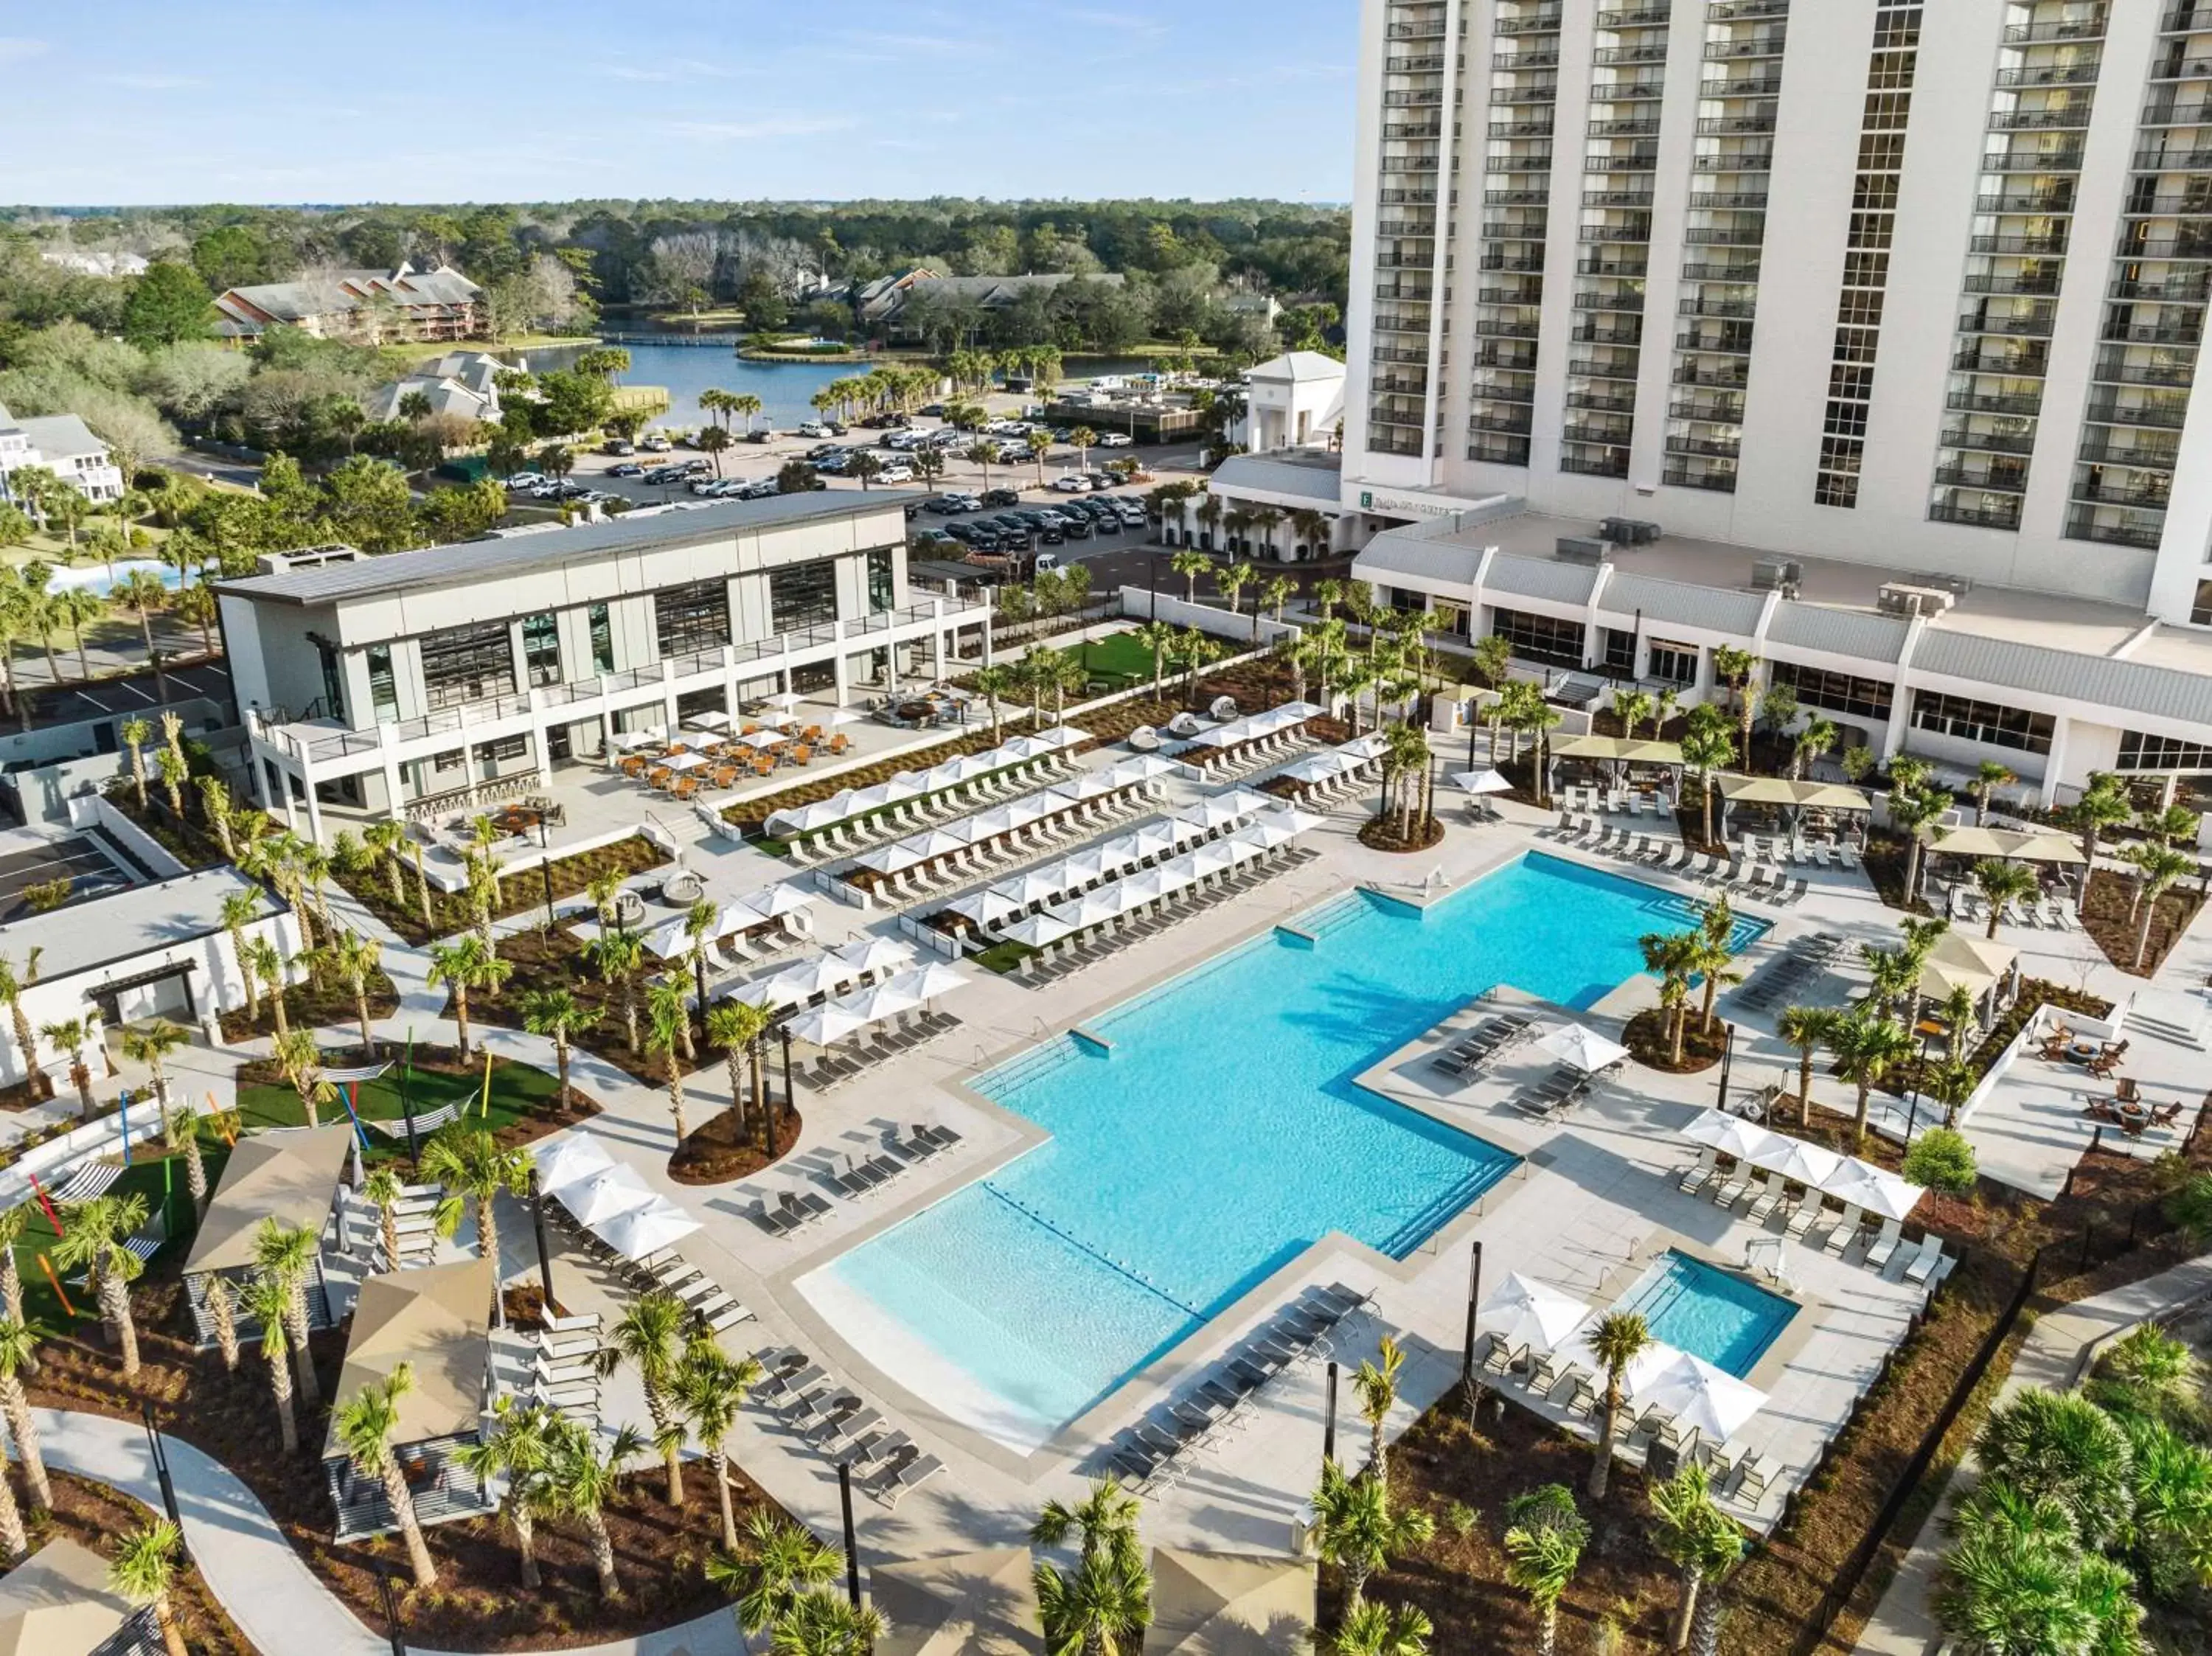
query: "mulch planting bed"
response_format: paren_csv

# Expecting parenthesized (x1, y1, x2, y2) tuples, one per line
(218, 968, 400, 1046)
(1357, 815, 1444, 853)
(668, 1099, 805, 1186)
(481, 929, 712, 1090)
(2078, 864, 2205, 978)
(338, 833, 669, 949)
(27, 1259, 782, 1652)
(20, 1469, 254, 1655)
(1624, 1006, 1725, 1074)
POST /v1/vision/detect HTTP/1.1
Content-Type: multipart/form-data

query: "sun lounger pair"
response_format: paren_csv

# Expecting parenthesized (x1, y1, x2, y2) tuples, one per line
(826, 1149, 903, 1197)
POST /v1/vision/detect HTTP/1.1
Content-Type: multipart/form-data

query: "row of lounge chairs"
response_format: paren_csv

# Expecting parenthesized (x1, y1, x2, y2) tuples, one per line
(1105, 1284, 1372, 1494)
(1540, 820, 1815, 906)
(746, 1183, 833, 1237)
(1732, 931, 1851, 1013)
(1183, 730, 1315, 782)
(1742, 835, 1862, 872)
(862, 791, 1156, 905)
(1430, 1009, 1537, 1077)
(513, 1309, 604, 1425)
(1478, 1332, 1778, 1503)
(752, 1346, 945, 1505)
(1018, 847, 1320, 985)
(546, 1203, 755, 1340)
(1295, 762, 1382, 807)
(1946, 884, 2081, 931)
(799, 1009, 964, 1093)
(1559, 785, 1666, 817)
(1677, 1150, 1954, 1290)
(786, 755, 1083, 862)
(1506, 1065, 1600, 1119)
(818, 1122, 967, 1203)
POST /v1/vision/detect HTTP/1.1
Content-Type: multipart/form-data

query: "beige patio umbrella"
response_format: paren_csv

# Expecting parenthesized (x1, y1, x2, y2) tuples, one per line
(1920, 824, 2085, 864)
(1148, 1548, 1316, 1654)
(1917, 930, 2018, 1001)
(872, 1548, 1043, 1655)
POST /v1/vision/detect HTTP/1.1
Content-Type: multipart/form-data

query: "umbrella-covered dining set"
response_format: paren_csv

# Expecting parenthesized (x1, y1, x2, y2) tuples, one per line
(770, 728, 1091, 863)
(611, 705, 860, 799)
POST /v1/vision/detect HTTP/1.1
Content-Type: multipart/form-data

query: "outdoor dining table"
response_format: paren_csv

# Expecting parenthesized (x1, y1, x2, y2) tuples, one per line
(739, 730, 790, 751)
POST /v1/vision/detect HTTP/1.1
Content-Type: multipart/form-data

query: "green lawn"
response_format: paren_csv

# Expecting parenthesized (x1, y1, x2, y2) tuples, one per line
(10, 1138, 230, 1332)
(1071, 632, 1158, 688)
(237, 1052, 562, 1158)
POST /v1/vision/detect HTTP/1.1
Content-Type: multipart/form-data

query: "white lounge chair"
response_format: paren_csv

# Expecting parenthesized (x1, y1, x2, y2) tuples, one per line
(1904, 1236, 1947, 1285)
(1822, 1203, 1865, 1255)
(1864, 1218, 1907, 1271)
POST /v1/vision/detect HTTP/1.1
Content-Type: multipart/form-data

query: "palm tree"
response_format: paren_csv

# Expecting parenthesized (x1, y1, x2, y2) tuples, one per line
(55, 1192, 150, 1373)
(708, 1510, 844, 1641)
(1613, 687, 1655, 742)
(40, 1017, 94, 1119)
(0, 1407, 23, 1561)
(1831, 1013, 1915, 1146)
(218, 892, 262, 1021)
(1649, 1464, 1743, 1651)
(1169, 549, 1210, 601)
(1640, 930, 1703, 1065)
(2073, 774, 2134, 877)
(119, 716, 153, 810)
(1308, 1460, 1435, 1618)
(1890, 787, 1950, 909)
(272, 1026, 333, 1128)
(972, 663, 1015, 739)
(0, 954, 46, 1101)
(1777, 1005, 1844, 1125)
(1380, 722, 1432, 841)
(2121, 842, 2195, 967)
(675, 1340, 765, 1551)
(706, 999, 771, 1149)
(1321, 1601, 1433, 1656)
(520, 987, 594, 1106)
(1353, 1337, 1407, 1491)
(1679, 714, 1736, 846)
(1217, 560, 1253, 630)
(1694, 898, 1745, 1033)
(1938, 1525, 2144, 1656)
(599, 1290, 691, 1504)
(1032, 1474, 1144, 1568)
(770, 1590, 888, 1654)
(1034, 1545, 1153, 1656)
(427, 934, 509, 1057)
(647, 977, 693, 1141)
(327, 930, 383, 1054)
(362, 818, 408, 908)
(238, 1273, 299, 1451)
(543, 1418, 644, 1601)
(1973, 759, 2017, 824)
(1585, 1311, 1653, 1498)
(1503, 1485, 1589, 1656)
(1973, 858, 2042, 939)
(244, 935, 290, 1038)
(585, 927, 645, 1052)
(0, 1320, 50, 1509)
(334, 1362, 439, 1587)
(454, 1397, 561, 1588)
(113, 569, 172, 700)
(253, 1216, 324, 1407)
(422, 1127, 533, 1321)
(361, 1166, 406, 1269)
(1711, 645, 1759, 764)
(109, 1521, 192, 1656)
(0, 1209, 35, 1365)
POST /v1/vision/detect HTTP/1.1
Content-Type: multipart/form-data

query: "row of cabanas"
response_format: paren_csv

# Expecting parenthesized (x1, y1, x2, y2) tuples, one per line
(644, 878, 818, 960)
(995, 809, 1324, 948)
(720, 934, 923, 1011)
(1681, 1108, 1924, 1220)
(764, 727, 1088, 838)
(785, 961, 973, 1048)
(942, 789, 1287, 933)
(849, 754, 1180, 879)
(1276, 731, 1391, 792)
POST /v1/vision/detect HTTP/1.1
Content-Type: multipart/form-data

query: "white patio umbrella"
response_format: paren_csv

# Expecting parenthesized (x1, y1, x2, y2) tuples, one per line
(609, 730, 661, 752)
(855, 841, 924, 875)
(1631, 1350, 1767, 1443)
(534, 1134, 616, 1196)
(1340, 732, 1391, 760)
(1823, 1161, 1924, 1222)
(659, 751, 709, 772)
(642, 916, 700, 959)
(825, 706, 866, 728)
(717, 977, 782, 1010)
(1046, 891, 1123, 930)
(1751, 1137, 1846, 1189)
(1681, 1108, 1785, 1161)
(994, 867, 1074, 907)
(1107, 754, 1180, 782)
(888, 962, 971, 1001)
(1477, 1273, 1593, 1355)
(1056, 847, 1119, 888)
(762, 690, 805, 710)
(737, 881, 816, 922)
(562, 1166, 657, 1227)
(739, 729, 790, 751)
(1534, 1023, 1631, 1075)
(759, 955, 853, 1006)
(1280, 754, 1346, 786)
(904, 825, 981, 860)
(1453, 768, 1514, 796)
(832, 936, 917, 976)
(839, 978, 924, 1029)
(684, 710, 732, 731)
(1122, 821, 1183, 860)
(768, 794, 855, 835)
(595, 1198, 701, 1260)
(788, 1003, 871, 1047)
(950, 888, 1026, 928)
(1000, 913, 1071, 947)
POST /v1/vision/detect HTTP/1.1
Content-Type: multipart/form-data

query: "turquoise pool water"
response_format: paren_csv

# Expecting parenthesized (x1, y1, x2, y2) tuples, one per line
(815, 853, 1767, 1444)
(1617, 1250, 1795, 1377)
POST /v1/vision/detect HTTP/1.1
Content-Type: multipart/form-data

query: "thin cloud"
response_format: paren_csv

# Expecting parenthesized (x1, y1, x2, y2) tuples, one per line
(0, 38, 48, 62)
(100, 72, 200, 89)
(665, 116, 852, 141)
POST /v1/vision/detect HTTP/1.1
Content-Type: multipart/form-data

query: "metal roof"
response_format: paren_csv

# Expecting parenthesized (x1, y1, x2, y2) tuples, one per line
(215, 493, 917, 607)
(1354, 526, 1484, 588)
(1598, 571, 1766, 635)
(1486, 553, 1601, 607)
(1767, 601, 1912, 666)
(1208, 453, 1345, 504)
(1913, 627, 2212, 728)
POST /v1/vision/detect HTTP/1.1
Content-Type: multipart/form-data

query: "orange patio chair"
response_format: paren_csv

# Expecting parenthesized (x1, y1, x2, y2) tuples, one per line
(712, 765, 740, 788)
(671, 774, 700, 799)
(790, 745, 813, 765)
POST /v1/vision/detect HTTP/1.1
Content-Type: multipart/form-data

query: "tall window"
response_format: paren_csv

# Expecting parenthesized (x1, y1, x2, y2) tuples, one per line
(654, 580, 731, 657)
(1490, 607, 1585, 669)
(315, 641, 344, 720)
(2119, 730, 2212, 771)
(419, 620, 516, 711)
(866, 546, 895, 613)
(366, 644, 399, 723)
(521, 612, 562, 688)
(1647, 639, 1698, 686)
(1908, 689, 2053, 755)
(771, 563, 838, 633)
(1769, 659, 1894, 720)
(588, 603, 614, 673)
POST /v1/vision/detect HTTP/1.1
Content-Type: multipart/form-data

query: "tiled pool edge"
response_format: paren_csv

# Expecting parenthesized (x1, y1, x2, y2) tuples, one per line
(1590, 1231, 1826, 1395)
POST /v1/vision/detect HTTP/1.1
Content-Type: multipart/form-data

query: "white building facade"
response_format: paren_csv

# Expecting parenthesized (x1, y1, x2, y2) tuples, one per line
(0, 403, 125, 513)
(1344, 0, 2212, 625)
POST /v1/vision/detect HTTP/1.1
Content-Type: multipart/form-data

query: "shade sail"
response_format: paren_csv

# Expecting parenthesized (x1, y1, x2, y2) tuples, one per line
(1551, 734, 1685, 765)
(1717, 775, 1873, 810)
(872, 1547, 1043, 1656)
(1917, 930, 2017, 1001)
(595, 1197, 700, 1259)
(1453, 768, 1514, 796)
(1632, 1349, 1767, 1441)
(1921, 824, 2086, 864)
(0, 1537, 139, 1656)
(1147, 1548, 1315, 1656)
(1477, 1273, 1593, 1355)
(1534, 1023, 1629, 1075)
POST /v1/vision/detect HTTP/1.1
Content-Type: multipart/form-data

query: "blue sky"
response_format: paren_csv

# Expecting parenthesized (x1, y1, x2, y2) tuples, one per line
(1, 1, 1355, 206)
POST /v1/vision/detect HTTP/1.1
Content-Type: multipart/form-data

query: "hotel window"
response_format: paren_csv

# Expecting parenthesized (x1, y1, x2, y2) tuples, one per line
(1600, 628, 1637, 677)
(1646, 639, 1698, 686)
(2193, 581, 2212, 628)
(366, 644, 399, 724)
(866, 546, 895, 613)
(418, 619, 516, 712)
(1490, 607, 1586, 669)
(520, 612, 561, 688)
(473, 734, 529, 765)
(588, 603, 615, 675)
(315, 641, 344, 720)
(1769, 659, 1893, 720)
(771, 563, 838, 633)
(1908, 689, 2053, 755)
(654, 580, 731, 658)
(2118, 730, 2212, 772)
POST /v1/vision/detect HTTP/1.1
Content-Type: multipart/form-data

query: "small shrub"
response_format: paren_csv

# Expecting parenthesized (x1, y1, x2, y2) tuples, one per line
(1444, 1499, 1479, 1538)
(21, 877, 72, 913)
(1904, 1126, 1978, 1194)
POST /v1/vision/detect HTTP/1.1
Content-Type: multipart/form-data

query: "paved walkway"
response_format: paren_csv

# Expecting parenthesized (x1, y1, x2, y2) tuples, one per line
(1851, 1253, 2212, 1656)
(34, 1406, 740, 1656)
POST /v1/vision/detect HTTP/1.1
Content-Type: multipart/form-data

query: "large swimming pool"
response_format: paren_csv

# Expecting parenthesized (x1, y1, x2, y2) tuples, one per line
(805, 853, 1765, 1448)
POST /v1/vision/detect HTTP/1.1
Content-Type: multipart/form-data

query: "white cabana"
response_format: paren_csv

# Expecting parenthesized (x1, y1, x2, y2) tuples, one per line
(1534, 1023, 1630, 1075)
(1453, 768, 1513, 797)
(562, 1166, 657, 1228)
(1477, 1273, 1592, 1356)
(534, 1134, 616, 1196)
(1632, 1350, 1767, 1441)
(595, 1198, 701, 1259)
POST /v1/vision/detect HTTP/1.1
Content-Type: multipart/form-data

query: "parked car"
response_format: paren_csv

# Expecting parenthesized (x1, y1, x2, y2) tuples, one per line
(1050, 475, 1091, 493)
(744, 428, 775, 444)
(738, 479, 780, 498)
(982, 487, 1022, 507)
(874, 463, 916, 484)
(1097, 431, 1134, 448)
(607, 462, 645, 479)
(601, 439, 635, 456)
(639, 434, 673, 452)
(796, 420, 832, 438)
(688, 478, 725, 495)
(505, 471, 546, 490)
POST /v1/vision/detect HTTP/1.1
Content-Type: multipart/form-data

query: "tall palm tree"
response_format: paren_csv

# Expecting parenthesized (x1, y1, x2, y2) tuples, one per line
(361, 1167, 406, 1270)
(55, 1193, 150, 1373)
(598, 1290, 692, 1503)
(1830, 1014, 1914, 1147)
(327, 930, 383, 1054)
(239, 1273, 298, 1452)
(1973, 858, 2042, 939)
(2073, 773, 2134, 874)
(674, 1339, 765, 1551)
(243, 936, 289, 1038)
(1777, 1004, 1844, 1125)
(1034, 1546, 1152, 1656)
(218, 892, 262, 1022)
(1585, 1311, 1652, 1498)
(454, 1397, 561, 1588)
(272, 1026, 334, 1128)
(39, 1017, 94, 1119)
(0, 1405, 24, 1561)
(706, 999, 771, 1149)
(1649, 1464, 1743, 1651)
(584, 927, 645, 1052)
(334, 1362, 439, 1587)
(1973, 759, 2017, 824)
(1679, 712, 1736, 847)
(520, 987, 595, 1106)
(0, 954, 46, 1100)
(1352, 1337, 1407, 1492)
(1710, 645, 1759, 763)
(422, 1127, 533, 1321)
(121, 1020, 188, 1124)
(1694, 899, 1745, 1033)
(0, 1319, 50, 1509)
(253, 1216, 324, 1407)
(112, 569, 172, 700)
(108, 1521, 191, 1656)
(543, 1418, 644, 1601)
(647, 978, 692, 1141)
(708, 1510, 844, 1641)
(1639, 930, 1704, 1065)
(1613, 687, 1655, 742)
(0, 1208, 35, 1365)
(1169, 549, 1210, 601)
(362, 818, 408, 908)
(972, 664, 1015, 739)
(427, 934, 509, 1057)
(1309, 1460, 1435, 1618)
(1502, 1485, 1588, 1656)
(2121, 842, 2195, 967)
(771, 1590, 888, 1654)
(119, 716, 153, 810)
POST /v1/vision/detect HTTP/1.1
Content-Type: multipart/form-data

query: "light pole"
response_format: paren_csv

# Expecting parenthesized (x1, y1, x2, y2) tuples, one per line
(139, 1403, 187, 1566)
(377, 1569, 406, 1656)
(526, 1168, 558, 1317)
(536, 818, 557, 933)
(1322, 1361, 1338, 1470)
(1459, 1239, 1484, 1424)
(1716, 1022, 1736, 1115)
(838, 1461, 863, 1610)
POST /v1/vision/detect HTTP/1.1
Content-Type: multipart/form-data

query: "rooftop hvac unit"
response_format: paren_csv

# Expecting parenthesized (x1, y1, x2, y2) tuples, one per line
(1905, 571, 1975, 597)
(1751, 560, 1802, 596)
(1877, 582, 1958, 617)
(1601, 517, 1663, 546)
(1557, 535, 1610, 564)
(255, 544, 364, 576)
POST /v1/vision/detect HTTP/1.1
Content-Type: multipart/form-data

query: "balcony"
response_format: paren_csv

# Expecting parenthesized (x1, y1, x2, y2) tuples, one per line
(1480, 252, 1546, 271)
(1476, 317, 1543, 338)
(1945, 391, 2042, 416)
(2001, 18, 2107, 44)
(1478, 282, 1545, 304)
(1494, 83, 1562, 105)
(1376, 283, 1436, 302)
(1690, 190, 1770, 210)
(1379, 186, 1437, 204)
(1951, 345, 2049, 374)
(1586, 117, 1662, 139)
(1382, 87, 1447, 107)
(1956, 310, 2057, 336)
(1679, 297, 1759, 319)
(1705, 38, 1788, 61)
(1469, 436, 1533, 466)
(1931, 465, 2028, 493)
(2121, 236, 2212, 258)
(1470, 408, 1535, 436)
(1595, 77, 1669, 100)
(2103, 319, 2205, 344)
(1975, 192, 2076, 213)
(1566, 389, 1638, 413)
(1693, 148, 1775, 173)
(1377, 219, 1439, 237)
(1571, 323, 1644, 345)
(2163, 6, 2211, 31)
(1384, 121, 1443, 141)
(2132, 145, 2212, 169)
(1675, 330, 1756, 355)
(1941, 425, 2037, 455)
(1703, 75, 1784, 98)
(2142, 99, 2212, 125)
(1996, 63, 2103, 87)
(1697, 114, 1778, 136)
(1681, 260, 1763, 281)
(2075, 436, 2178, 467)
(1584, 223, 1655, 243)
(1370, 343, 1430, 365)
(1663, 462, 1739, 492)
(1682, 226, 1767, 246)
(1708, 0, 1790, 17)
(2072, 475, 2172, 507)
(1493, 8, 1565, 35)
(1562, 452, 1632, 478)
(1666, 431, 1742, 460)
(1927, 498, 2023, 530)
(2093, 352, 2197, 385)
(1577, 257, 1649, 277)
(1475, 340, 1541, 369)
(2082, 395, 2191, 426)
(1987, 146, 2086, 173)
(2118, 194, 2212, 215)
(1673, 362, 1749, 389)
(1563, 419, 1635, 446)
(1487, 151, 1556, 171)
(1671, 396, 1743, 422)
(1472, 376, 1537, 403)
(1489, 116, 1557, 137)
(2065, 510, 2165, 548)
(1593, 4, 1671, 24)
(1492, 47, 1559, 70)
(1582, 184, 1658, 206)
(1568, 353, 1643, 380)
(1964, 273, 2063, 294)
(1390, 53, 1447, 72)
(1576, 289, 1646, 313)
(1967, 232, 2070, 254)
(1593, 42, 1670, 64)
